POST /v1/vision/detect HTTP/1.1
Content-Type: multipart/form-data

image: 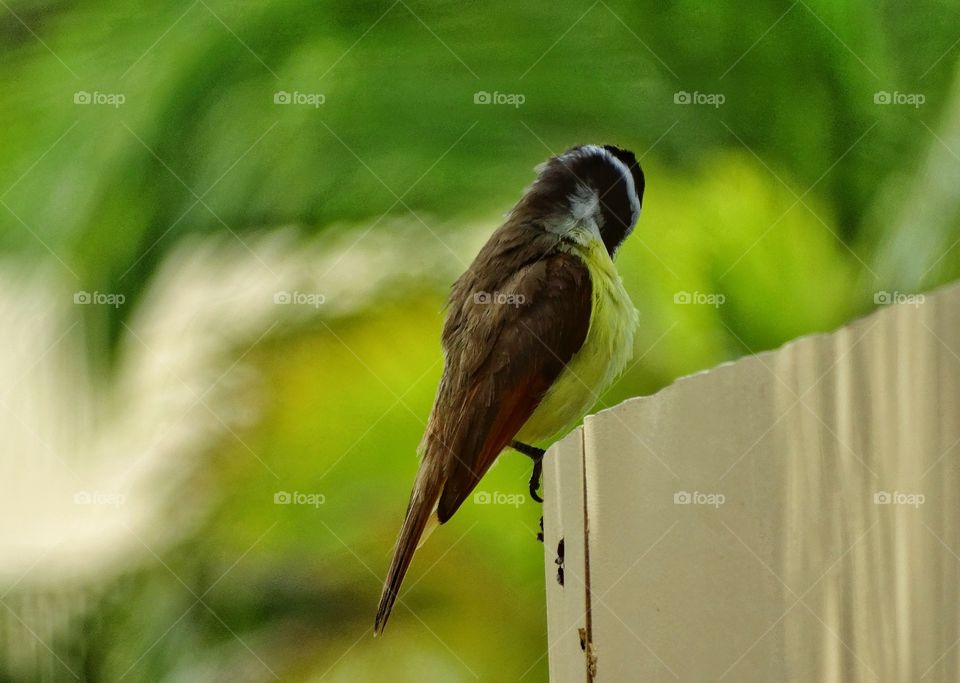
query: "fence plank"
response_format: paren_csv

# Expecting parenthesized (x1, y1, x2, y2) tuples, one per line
(544, 426, 590, 681)
(546, 283, 960, 681)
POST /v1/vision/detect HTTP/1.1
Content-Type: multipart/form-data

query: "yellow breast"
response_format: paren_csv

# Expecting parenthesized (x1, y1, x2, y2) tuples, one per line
(516, 236, 639, 446)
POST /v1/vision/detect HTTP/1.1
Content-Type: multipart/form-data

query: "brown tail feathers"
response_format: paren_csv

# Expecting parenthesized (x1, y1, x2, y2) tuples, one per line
(374, 456, 444, 635)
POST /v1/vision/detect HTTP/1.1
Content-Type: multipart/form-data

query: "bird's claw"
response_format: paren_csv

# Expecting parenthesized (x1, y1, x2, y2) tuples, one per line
(529, 457, 543, 503)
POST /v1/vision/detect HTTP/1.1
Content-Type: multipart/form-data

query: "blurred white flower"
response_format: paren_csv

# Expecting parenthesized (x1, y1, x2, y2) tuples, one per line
(0, 220, 484, 675)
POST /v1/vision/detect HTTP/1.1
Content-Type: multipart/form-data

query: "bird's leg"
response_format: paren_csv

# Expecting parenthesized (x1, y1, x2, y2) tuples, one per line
(512, 441, 545, 503)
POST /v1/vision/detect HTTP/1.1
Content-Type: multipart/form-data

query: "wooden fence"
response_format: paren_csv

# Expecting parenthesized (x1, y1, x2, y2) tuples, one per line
(544, 282, 960, 681)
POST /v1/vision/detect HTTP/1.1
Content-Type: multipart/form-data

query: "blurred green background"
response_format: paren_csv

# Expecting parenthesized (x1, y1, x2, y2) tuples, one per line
(2, 0, 960, 680)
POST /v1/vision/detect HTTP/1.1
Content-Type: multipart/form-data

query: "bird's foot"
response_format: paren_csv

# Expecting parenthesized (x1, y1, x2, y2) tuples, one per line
(512, 441, 545, 503)
(528, 458, 544, 503)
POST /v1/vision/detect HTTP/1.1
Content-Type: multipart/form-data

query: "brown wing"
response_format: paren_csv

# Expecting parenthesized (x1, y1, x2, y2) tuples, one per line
(431, 248, 592, 522)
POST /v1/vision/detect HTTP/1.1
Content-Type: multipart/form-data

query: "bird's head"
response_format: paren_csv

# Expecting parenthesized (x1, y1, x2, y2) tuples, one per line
(518, 144, 645, 257)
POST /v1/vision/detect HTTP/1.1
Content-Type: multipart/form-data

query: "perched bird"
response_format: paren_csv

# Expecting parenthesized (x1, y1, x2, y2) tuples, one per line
(374, 144, 643, 634)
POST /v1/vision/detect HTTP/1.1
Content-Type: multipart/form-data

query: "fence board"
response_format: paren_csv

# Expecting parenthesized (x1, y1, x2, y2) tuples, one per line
(544, 283, 960, 682)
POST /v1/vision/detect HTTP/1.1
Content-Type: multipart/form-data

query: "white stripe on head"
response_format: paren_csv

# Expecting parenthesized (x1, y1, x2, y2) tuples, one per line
(539, 145, 642, 244)
(581, 145, 641, 229)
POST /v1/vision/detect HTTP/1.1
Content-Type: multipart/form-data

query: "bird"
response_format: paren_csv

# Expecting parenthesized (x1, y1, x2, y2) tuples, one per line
(374, 144, 643, 634)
